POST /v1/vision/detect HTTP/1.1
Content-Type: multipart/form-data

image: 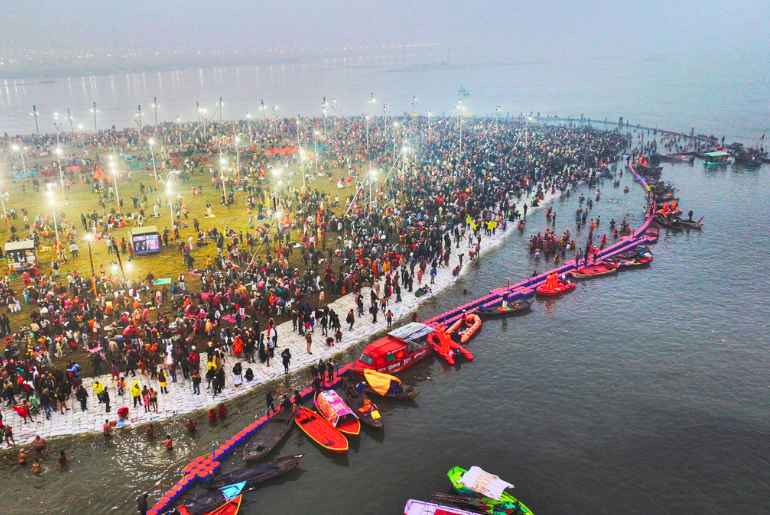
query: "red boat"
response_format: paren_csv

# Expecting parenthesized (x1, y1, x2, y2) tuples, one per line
(569, 262, 620, 279)
(426, 327, 474, 365)
(205, 495, 242, 515)
(353, 322, 436, 374)
(294, 406, 349, 453)
(535, 274, 576, 297)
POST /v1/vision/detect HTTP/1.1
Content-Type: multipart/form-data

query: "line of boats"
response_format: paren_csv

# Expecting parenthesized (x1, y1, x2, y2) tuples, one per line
(169, 162, 683, 514)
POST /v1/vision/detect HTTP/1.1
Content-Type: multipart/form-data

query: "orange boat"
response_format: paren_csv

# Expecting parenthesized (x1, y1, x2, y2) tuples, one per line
(294, 406, 349, 453)
(314, 390, 361, 437)
(446, 313, 482, 344)
(426, 327, 474, 365)
(205, 494, 242, 515)
(536, 273, 576, 297)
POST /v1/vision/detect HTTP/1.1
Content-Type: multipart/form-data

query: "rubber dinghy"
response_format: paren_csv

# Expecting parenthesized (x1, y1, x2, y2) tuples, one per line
(447, 465, 535, 515)
(426, 327, 474, 365)
(568, 261, 620, 279)
(294, 406, 349, 453)
(535, 273, 576, 297)
(446, 313, 482, 344)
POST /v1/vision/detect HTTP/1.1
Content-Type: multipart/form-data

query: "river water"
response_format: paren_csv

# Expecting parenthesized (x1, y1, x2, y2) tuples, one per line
(1, 156, 768, 515)
(2, 54, 768, 143)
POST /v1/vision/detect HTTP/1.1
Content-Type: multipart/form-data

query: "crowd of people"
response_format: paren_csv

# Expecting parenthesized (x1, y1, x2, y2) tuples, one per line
(0, 115, 629, 448)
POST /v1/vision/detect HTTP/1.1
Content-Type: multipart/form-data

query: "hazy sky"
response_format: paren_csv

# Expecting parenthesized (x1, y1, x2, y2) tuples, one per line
(3, 0, 769, 61)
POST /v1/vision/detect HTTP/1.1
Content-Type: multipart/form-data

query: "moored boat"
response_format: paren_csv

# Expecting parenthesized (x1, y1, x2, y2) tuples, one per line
(336, 381, 383, 429)
(294, 406, 349, 453)
(363, 369, 418, 401)
(446, 313, 482, 344)
(404, 499, 481, 515)
(352, 322, 435, 374)
(447, 465, 534, 515)
(609, 254, 653, 269)
(426, 327, 474, 365)
(209, 455, 303, 488)
(535, 273, 576, 297)
(204, 494, 242, 515)
(477, 299, 532, 318)
(314, 389, 361, 437)
(568, 261, 620, 279)
(242, 412, 293, 463)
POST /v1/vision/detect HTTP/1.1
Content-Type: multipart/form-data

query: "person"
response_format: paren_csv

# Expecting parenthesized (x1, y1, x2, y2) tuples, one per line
(385, 309, 393, 328)
(162, 434, 173, 451)
(281, 348, 291, 374)
(137, 493, 149, 515)
(191, 369, 201, 395)
(346, 309, 355, 330)
(32, 435, 47, 456)
(102, 419, 113, 439)
(58, 450, 68, 471)
(130, 380, 142, 408)
(281, 395, 293, 414)
(158, 370, 168, 394)
(18, 447, 28, 465)
(76, 384, 88, 411)
(232, 362, 243, 387)
(184, 418, 197, 435)
(326, 360, 335, 383)
(102, 387, 111, 413)
(304, 332, 312, 354)
(31, 459, 42, 475)
(266, 391, 275, 415)
(4, 425, 15, 447)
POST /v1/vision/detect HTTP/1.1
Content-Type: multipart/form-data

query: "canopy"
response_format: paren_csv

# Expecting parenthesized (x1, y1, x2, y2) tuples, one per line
(363, 369, 401, 396)
(220, 481, 246, 501)
(460, 466, 514, 501)
(316, 390, 354, 427)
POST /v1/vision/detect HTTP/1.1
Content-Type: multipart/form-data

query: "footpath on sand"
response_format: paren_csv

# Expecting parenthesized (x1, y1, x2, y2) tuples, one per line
(1, 186, 561, 447)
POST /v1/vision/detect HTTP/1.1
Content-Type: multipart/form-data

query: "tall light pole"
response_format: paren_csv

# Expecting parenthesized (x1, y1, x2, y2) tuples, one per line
(392, 121, 399, 161)
(31, 105, 40, 134)
(109, 159, 121, 211)
(148, 137, 159, 185)
(46, 185, 60, 251)
(217, 97, 224, 123)
(54, 146, 64, 189)
(219, 157, 228, 204)
(90, 101, 98, 132)
(456, 100, 466, 156)
(84, 232, 97, 294)
(67, 108, 74, 137)
(427, 111, 432, 144)
(152, 97, 159, 126)
(368, 168, 378, 212)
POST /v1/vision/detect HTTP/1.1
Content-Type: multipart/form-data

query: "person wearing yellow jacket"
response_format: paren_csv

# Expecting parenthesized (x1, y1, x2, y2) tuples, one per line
(130, 380, 142, 408)
(92, 380, 105, 404)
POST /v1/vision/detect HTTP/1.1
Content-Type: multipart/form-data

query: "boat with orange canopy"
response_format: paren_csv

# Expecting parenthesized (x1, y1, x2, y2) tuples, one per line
(535, 273, 576, 297)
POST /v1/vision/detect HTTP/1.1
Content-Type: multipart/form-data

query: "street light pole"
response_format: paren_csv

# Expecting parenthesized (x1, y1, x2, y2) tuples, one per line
(148, 138, 159, 185)
(91, 101, 98, 132)
(46, 186, 60, 251)
(84, 233, 97, 295)
(55, 146, 64, 190)
(110, 161, 121, 211)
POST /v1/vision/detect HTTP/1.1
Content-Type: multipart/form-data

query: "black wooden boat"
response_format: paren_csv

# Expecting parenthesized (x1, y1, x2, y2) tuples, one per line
(242, 412, 294, 463)
(677, 217, 704, 230)
(477, 300, 532, 318)
(337, 383, 384, 429)
(209, 454, 303, 488)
